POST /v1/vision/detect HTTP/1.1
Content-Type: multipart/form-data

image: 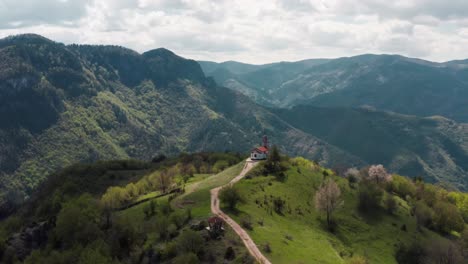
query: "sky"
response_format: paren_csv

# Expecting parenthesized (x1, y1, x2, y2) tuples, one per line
(1, 0, 468, 64)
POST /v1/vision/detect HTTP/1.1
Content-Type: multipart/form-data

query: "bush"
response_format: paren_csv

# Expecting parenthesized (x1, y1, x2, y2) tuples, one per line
(389, 175, 416, 199)
(219, 185, 243, 210)
(224, 246, 236, 260)
(273, 197, 286, 215)
(241, 216, 253, 230)
(263, 243, 272, 253)
(385, 195, 398, 214)
(176, 230, 204, 254)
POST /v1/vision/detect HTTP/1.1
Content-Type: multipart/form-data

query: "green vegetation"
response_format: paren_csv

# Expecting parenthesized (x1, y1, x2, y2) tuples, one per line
(227, 156, 468, 264)
(0, 153, 252, 263)
(219, 185, 243, 210)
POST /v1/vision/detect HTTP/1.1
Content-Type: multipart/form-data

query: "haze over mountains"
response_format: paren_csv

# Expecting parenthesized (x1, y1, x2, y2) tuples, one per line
(0, 34, 467, 210)
(199, 55, 468, 122)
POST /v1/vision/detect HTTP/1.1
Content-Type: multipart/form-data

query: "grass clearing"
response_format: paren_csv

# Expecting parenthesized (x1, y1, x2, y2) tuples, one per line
(226, 163, 439, 264)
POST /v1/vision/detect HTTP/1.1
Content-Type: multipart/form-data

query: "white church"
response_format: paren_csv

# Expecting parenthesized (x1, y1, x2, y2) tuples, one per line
(250, 135, 269, 160)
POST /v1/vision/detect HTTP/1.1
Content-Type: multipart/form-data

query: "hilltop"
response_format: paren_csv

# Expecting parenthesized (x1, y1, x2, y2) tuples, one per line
(0, 153, 466, 263)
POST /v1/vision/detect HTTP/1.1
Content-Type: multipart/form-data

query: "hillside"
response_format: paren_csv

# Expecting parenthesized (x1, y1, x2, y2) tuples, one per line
(1, 34, 468, 217)
(0, 34, 357, 211)
(227, 157, 468, 264)
(1, 155, 466, 263)
(200, 55, 468, 122)
(274, 105, 468, 190)
(0, 153, 256, 263)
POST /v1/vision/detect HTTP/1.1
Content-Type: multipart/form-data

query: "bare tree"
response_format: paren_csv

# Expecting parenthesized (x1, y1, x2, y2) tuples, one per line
(315, 179, 343, 229)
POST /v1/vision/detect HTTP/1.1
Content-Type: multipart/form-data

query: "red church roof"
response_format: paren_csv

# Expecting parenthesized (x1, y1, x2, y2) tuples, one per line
(253, 146, 268, 153)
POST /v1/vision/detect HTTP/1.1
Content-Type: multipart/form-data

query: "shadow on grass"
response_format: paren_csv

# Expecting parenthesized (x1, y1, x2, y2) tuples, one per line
(222, 206, 244, 217)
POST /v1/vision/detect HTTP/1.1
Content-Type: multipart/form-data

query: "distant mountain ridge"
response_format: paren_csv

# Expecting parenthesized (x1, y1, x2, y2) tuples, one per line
(200, 54, 468, 122)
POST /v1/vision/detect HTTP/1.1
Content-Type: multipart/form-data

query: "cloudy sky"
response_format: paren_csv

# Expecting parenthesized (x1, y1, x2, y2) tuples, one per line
(1, 0, 468, 64)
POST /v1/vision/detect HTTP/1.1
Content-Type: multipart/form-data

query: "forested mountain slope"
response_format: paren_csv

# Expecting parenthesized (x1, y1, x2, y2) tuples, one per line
(0, 34, 357, 210)
(201, 55, 468, 122)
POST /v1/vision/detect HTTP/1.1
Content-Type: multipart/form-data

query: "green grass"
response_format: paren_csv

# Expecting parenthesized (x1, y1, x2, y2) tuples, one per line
(118, 164, 243, 223)
(174, 163, 244, 219)
(226, 163, 440, 264)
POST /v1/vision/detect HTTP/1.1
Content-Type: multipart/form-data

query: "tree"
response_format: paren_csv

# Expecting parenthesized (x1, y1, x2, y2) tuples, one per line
(176, 230, 204, 254)
(55, 194, 102, 248)
(125, 183, 138, 198)
(345, 168, 360, 181)
(314, 179, 343, 230)
(219, 185, 243, 210)
(433, 202, 465, 233)
(264, 145, 285, 178)
(368, 165, 392, 183)
(213, 160, 229, 173)
(358, 180, 384, 212)
(413, 201, 433, 230)
(153, 170, 174, 194)
(424, 238, 464, 264)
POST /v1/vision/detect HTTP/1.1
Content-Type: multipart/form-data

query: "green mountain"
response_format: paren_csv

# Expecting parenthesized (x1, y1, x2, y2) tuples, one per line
(274, 105, 468, 190)
(1, 34, 468, 216)
(200, 55, 468, 122)
(0, 34, 355, 209)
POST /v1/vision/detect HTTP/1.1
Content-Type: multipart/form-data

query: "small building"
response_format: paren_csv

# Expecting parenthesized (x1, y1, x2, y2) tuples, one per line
(251, 135, 269, 160)
(206, 216, 224, 238)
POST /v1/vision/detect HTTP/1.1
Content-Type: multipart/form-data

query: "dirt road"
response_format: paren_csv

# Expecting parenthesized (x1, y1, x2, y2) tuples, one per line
(210, 159, 272, 264)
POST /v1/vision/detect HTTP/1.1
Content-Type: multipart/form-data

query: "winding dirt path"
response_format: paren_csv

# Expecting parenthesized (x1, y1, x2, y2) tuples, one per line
(210, 159, 272, 264)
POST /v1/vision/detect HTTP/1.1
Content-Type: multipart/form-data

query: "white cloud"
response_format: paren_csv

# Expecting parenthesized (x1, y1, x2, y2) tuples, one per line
(1, 0, 468, 63)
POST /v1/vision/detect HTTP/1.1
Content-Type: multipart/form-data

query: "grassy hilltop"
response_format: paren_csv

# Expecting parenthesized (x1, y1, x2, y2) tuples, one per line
(0, 152, 467, 263)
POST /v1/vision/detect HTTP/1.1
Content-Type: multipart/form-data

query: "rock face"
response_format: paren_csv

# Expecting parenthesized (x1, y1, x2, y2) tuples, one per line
(5, 219, 54, 260)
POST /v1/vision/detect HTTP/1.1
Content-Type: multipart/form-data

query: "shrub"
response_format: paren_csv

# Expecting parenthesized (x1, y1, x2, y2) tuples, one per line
(176, 230, 204, 254)
(273, 197, 286, 215)
(385, 195, 398, 214)
(241, 216, 253, 230)
(263, 243, 272, 253)
(224, 246, 236, 260)
(219, 185, 243, 210)
(388, 175, 416, 199)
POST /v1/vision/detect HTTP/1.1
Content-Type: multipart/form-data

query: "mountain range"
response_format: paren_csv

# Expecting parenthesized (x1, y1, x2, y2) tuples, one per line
(199, 55, 468, 122)
(0, 34, 467, 210)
